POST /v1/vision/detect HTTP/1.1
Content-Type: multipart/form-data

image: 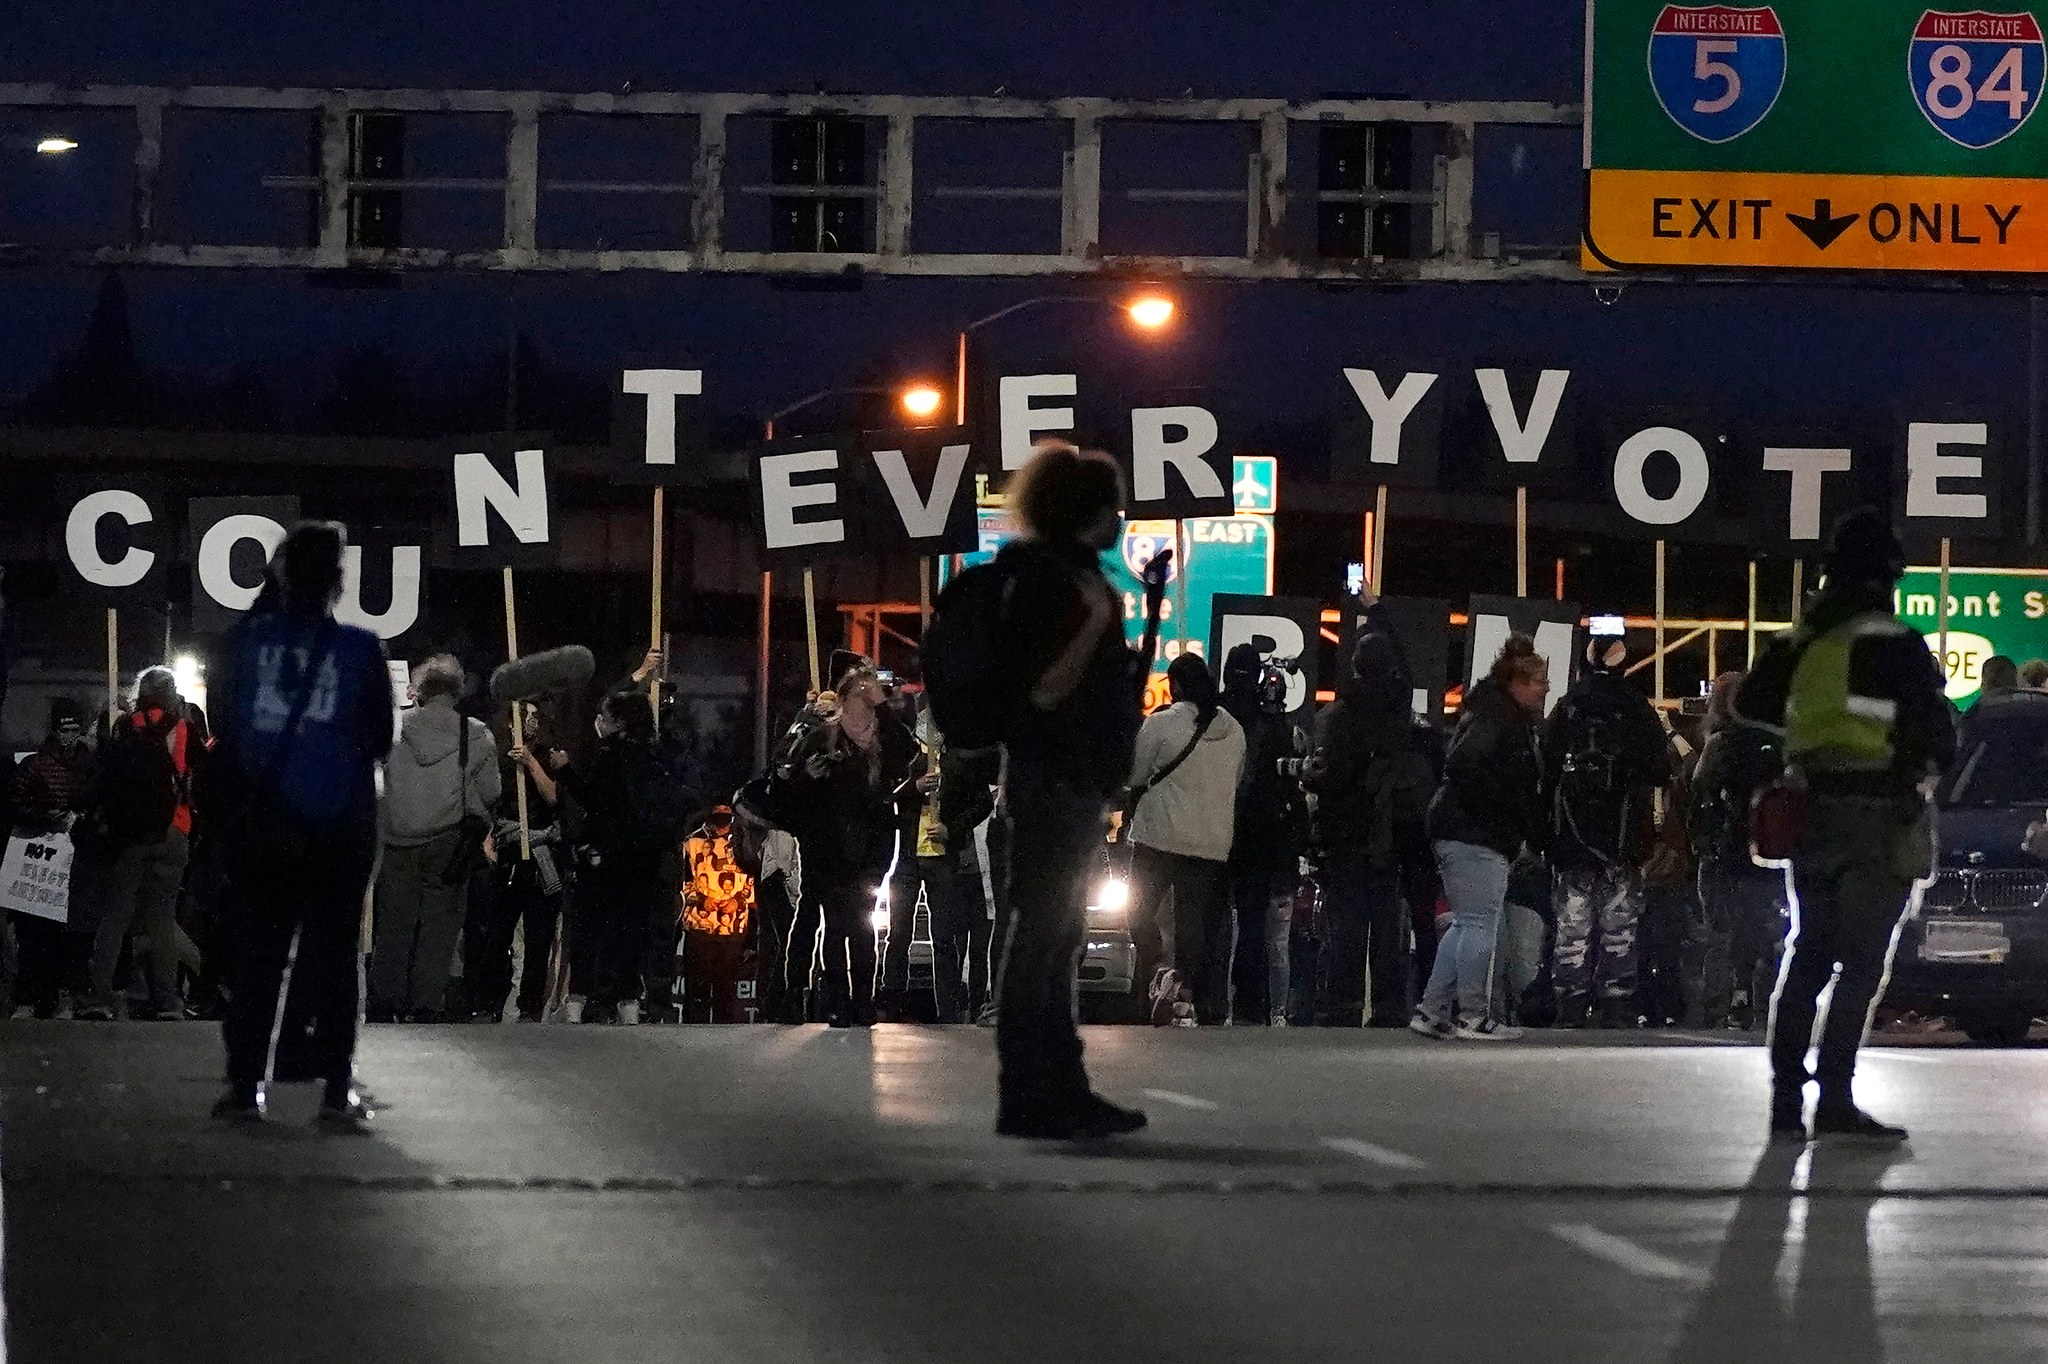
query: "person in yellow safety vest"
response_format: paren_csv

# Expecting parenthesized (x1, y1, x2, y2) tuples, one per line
(1735, 508, 1954, 1143)
(677, 806, 754, 1021)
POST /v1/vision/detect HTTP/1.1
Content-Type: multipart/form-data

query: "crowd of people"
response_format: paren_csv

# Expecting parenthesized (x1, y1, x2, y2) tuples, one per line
(3, 446, 2035, 1142)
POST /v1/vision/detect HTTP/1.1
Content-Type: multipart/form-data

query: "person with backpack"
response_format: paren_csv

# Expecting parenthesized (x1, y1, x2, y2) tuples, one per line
(923, 440, 1156, 1139)
(9, 698, 97, 1018)
(1127, 652, 1245, 1026)
(1413, 634, 1550, 1041)
(777, 661, 916, 1027)
(1543, 632, 1672, 1028)
(559, 688, 689, 1025)
(369, 655, 499, 1023)
(1736, 509, 1953, 1141)
(1306, 631, 1433, 1026)
(81, 666, 201, 1021)
(1689, 670, 1786, 1030)
(1221, 642, 1310, 1025)
(205, 522, 396, 1126)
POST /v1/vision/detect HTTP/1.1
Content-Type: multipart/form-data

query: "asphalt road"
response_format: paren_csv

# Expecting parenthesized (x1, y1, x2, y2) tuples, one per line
(6, 1020, 2047, 1363)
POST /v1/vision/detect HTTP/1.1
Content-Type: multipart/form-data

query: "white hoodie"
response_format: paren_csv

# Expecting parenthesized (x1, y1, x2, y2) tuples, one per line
(1127, 701, 1245, 863)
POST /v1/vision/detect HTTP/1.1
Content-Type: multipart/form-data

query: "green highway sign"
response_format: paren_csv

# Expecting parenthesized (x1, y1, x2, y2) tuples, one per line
(1897, 566, 2048, 701)
(1587, 2, 2048, 271)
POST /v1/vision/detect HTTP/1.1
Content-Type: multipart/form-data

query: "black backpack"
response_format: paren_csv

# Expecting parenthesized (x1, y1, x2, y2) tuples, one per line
(922, 561, 1019, 750)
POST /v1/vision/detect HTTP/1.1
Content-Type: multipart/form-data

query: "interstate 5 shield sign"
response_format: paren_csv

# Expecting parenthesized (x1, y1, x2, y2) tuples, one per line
(1909, 10, 2045, 149)
(1647, 5, 1787, 142)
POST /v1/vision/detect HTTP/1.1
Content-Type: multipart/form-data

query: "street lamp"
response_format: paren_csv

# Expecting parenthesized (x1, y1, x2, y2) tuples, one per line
(951, 287, 1179, 424)
(35, 137, 78, 155)
(899, 383, 945, 422)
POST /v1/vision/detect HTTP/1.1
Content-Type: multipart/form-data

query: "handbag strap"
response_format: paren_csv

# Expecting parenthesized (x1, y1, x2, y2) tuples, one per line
(1131, 707, 1216, 808)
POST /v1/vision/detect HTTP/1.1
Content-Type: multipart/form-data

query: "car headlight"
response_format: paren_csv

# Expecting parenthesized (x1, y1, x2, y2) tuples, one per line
(1092, 877, 1130, 912)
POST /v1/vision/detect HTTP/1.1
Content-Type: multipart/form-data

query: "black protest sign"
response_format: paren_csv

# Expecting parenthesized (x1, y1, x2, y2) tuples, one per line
(446, 435, 556, 568)
(1463, 594, 1582, 719)
(187, 496, 299, 633)
(336, 522, 428, 643)
(1331, 366, 1445, 490)
(752, 437, 856, 564)
(1896, 413, 2008, 544)
(1207, 594, 1322, 719)
(856, 426, 982, 555)
(1348, 596, 1453, 722)
(59, 478, 170, 606)
(611, 366, 707, 486)
(1124, 396, 1234, 520)
(1597, 410, 1731, 542)
(1466, 366, 1580, 491)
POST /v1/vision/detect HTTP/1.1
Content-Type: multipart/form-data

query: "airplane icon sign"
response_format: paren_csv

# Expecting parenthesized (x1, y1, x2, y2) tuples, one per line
(1231, 456, 1277, 513)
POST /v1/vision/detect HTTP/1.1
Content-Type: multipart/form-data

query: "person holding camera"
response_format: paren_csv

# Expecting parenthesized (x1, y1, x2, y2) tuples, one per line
(370, 654, 499, 1023)
(1307, 631, 1433, 1026)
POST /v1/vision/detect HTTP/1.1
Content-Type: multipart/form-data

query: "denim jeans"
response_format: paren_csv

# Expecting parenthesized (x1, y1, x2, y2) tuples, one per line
(1420, 840, 1510, 1025)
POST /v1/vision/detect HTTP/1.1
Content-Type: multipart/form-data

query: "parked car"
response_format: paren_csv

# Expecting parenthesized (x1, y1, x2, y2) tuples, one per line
(1889, 695, 2048, 1045)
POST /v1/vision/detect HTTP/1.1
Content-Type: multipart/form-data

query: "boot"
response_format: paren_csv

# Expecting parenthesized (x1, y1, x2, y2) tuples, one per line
(1596, 997, 1639, 1030)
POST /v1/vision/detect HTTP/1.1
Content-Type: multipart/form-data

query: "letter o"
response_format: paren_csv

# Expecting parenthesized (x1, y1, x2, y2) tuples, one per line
(1613, 427, 1711, 526)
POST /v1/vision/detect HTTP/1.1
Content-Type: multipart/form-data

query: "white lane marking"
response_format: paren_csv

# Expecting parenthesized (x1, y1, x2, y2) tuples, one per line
(1548, 1223, 1708, 1285)
(1321, 1136, 1430, 1171)
(1865, 1049, 1943, 1064)
(1651, 1031, 1753, 1046)
(1141, 1088, 1220, 1111)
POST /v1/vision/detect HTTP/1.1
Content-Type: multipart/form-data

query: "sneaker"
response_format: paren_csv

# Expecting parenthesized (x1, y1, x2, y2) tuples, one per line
(564, 996, 586, 1024)
(315, 1095, 376, 1135)
(1812, 1105, 1908, 1142)
(1452, 1017, 1523, 1041)
(1147, 967, 1183, 1028)
(73, 1003, 115, 1022)
(975, 1003, 998, 1028)
(1270, 1014, 1290, 1028)
(616, 1000, 641, 1027)
(1408, 1009, 1454, 1040)
(1171, 997, 1197, 1027)
(210, 1089, 264, 1124)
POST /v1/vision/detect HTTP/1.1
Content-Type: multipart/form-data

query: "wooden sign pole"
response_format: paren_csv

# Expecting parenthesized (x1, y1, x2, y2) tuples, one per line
(1791, 559, 1805, 627)
(803, 567, 821, 694)
(1515, 486, 1529, 598)
(1937, 536, 1954, 683)
(1371, 484, 1389, 590)
(1654, 539, 1668, 709)
(502, 566, 531, 861)
(1745, 559, 1759, 668)
(649, 485, 665, 721)
(105, 608, 119, 727)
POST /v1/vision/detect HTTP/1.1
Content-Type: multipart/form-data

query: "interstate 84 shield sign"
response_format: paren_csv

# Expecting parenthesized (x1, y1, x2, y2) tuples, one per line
(1648, 5, 1787, 143)
(1909, 10, 2045, 149)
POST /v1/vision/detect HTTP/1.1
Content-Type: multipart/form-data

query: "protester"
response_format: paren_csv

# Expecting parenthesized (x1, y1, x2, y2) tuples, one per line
(1543, 633, 1671, 1027)
(467, 701, 567, 1022)
(81, 666, 200, 1021)
(205, 522, 394, 1126)
(1979, 655, 2021, 704)
(677, 805, 752, 1021)
(778, 661, 915, 1027)
(977, 441, 1151, 1137)
(8, 699, 96, 1017)
(1127, 651, 1244, 1026)
(1221, 641, 1309, 1026)
(731, 781, 805, 1024)
(369, 655, 499, 1022)
(559, 689, 675, 1025)
(1736, 508, 1954, 1140)
(1413, 635, 1549, 1041)
(2021, 658, 2048, 691)
(1307, 631, 1431, 1026)
(885, 701, 998, 1023)
(1689, 671, 1786, 1029)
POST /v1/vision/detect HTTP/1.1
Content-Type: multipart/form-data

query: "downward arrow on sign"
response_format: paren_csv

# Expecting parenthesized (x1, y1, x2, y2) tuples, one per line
(1787, 199, 1860, 250)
